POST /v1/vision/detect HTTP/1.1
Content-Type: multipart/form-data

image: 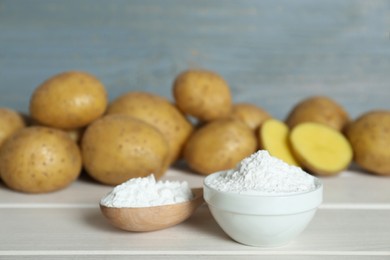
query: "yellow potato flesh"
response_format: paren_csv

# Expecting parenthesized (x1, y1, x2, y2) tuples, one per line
(259, 119, 299, 166)
(290, 122, 352, 175)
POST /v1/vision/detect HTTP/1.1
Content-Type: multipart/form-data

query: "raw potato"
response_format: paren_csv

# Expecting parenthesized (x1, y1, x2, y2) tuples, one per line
(183, 119, 257, 175)
(106, 91, 193, 165)
(0, 108, 26, 148)
(173, 69, 232, 122)
(345, 110, 390, 176)
(286, 96, 349, 131)
(81, 114, 169, 185)
(0, 126, 82, 193)
(231, 103, 271, 131)
(259, 119, 299, 166)
(289, 122, 352, 176)
(65, 128, 85, 144)
(29, 71, 108, 129)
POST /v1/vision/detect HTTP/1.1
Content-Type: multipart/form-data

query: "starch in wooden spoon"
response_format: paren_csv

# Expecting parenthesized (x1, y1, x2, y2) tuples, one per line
(99, 175, 204, 232)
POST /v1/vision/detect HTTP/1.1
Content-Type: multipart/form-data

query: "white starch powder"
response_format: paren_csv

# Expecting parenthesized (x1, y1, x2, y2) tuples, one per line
(205, 150, 316, 195)
(100, 175, 193, 208)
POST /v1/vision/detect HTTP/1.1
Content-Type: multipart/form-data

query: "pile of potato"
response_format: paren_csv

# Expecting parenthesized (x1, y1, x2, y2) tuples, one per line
(0, 69, 389, 194)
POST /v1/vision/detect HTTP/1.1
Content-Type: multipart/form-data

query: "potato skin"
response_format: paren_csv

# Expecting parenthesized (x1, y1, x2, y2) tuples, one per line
(0, 108, 26, 148)
(230, 103, 271, 131)
(106, 91, 193, 164)
(183, 119, 257, 175)
(0, 126, 82, 193)
(29, 71, 108, 129)
(345, 110, 390, 176)
(173, 69, 232, 122)
(286, 96, 349, 131)
(81, 114, 169, 185)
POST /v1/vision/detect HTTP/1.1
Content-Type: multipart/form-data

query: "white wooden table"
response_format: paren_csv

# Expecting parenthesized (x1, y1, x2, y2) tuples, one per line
(1, 0, 390, 259)
(0, 167, 389, 259)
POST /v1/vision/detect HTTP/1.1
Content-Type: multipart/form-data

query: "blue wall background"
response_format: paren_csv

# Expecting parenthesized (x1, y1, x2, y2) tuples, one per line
(1, 0, 389, 120)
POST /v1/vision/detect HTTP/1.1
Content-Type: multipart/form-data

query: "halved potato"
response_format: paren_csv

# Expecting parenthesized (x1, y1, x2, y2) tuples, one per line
(259, 119, 299, 166)
(290, 122, 352, 176)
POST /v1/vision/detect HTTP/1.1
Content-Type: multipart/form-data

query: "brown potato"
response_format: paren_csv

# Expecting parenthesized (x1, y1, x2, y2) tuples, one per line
(64, 128, 85, 144)
(0, 126, 82, 193)
(106, 91, 193, 165)
(230, 103, 271, 131)
(0, 108, 26, 148)
(285, 96, 349, 131)
(345, 110, 390, 176)
(29, 71, 108, 129)
(81, 114, 169, 185)
(183, 118, 257, 175)
(173, 69, 232, 122)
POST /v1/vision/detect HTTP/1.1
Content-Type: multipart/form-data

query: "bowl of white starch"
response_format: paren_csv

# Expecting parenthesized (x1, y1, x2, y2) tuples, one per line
(203, 150, 323, 247)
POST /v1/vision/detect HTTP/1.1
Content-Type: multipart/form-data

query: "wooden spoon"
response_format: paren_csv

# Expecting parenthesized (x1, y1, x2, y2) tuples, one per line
(99, 187, 204, 232)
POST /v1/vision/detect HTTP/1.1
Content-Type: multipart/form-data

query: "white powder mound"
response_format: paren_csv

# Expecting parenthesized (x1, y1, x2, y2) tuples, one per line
(206, 150, 316, 195)
(100, 175, 193, 208)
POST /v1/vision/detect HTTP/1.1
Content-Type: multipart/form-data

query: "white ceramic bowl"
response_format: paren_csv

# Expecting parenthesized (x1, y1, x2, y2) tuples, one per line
(203, 171, 323, 247)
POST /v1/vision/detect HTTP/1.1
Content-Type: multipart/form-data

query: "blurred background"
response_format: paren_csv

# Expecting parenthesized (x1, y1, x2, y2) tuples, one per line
(0, 0, 389, 120)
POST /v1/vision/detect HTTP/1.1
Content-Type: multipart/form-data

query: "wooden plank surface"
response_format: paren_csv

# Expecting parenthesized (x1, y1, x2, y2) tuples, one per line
(0, 169, 389, 259)
(0, 203, 390, 257)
